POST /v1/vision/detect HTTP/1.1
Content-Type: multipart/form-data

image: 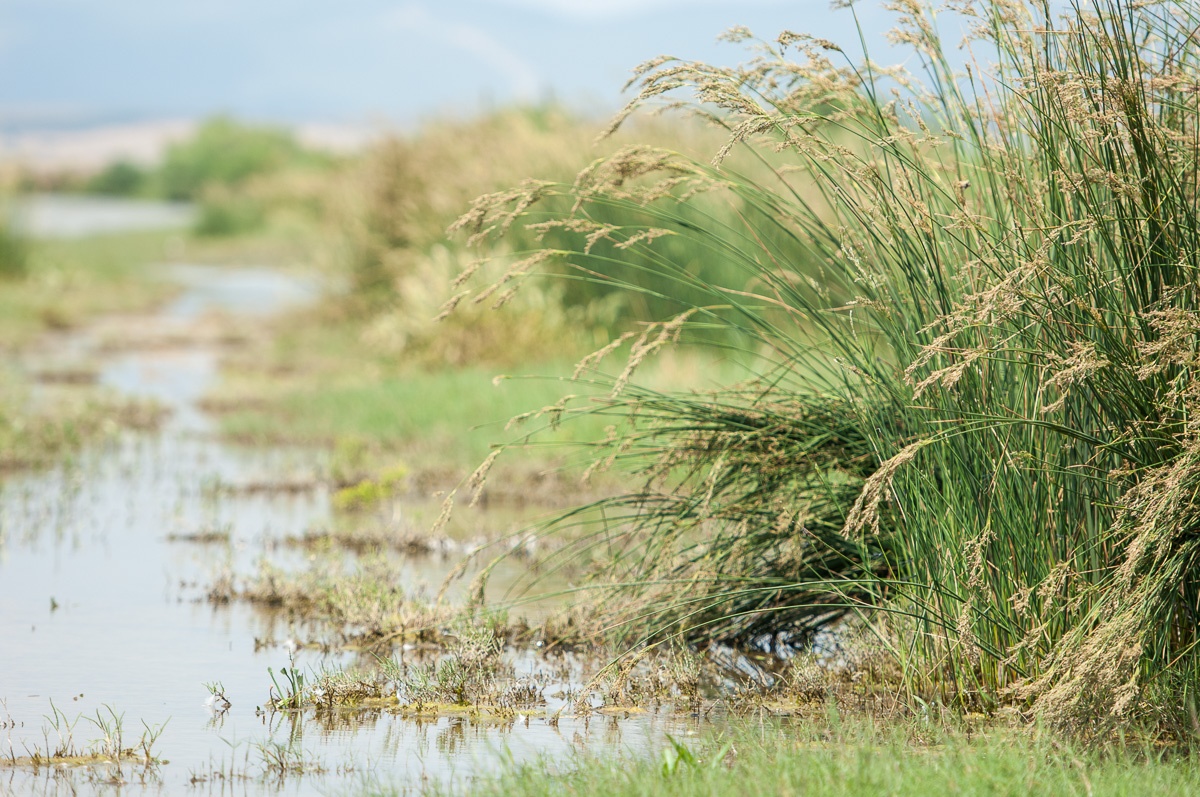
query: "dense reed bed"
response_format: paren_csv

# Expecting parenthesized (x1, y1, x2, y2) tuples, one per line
(449, 0, 1200, 735)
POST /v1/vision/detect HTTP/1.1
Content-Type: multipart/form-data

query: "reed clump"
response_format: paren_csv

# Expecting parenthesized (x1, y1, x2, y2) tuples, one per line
(450, 0, 1200, 736)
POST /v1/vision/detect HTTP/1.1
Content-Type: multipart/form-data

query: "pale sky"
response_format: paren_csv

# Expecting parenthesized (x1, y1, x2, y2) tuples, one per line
(0, 0, 900, 130)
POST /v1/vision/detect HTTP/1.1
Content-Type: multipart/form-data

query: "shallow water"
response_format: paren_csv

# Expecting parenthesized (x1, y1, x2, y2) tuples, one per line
(0, 257, 696, 795)
(8, 195, 194, 239)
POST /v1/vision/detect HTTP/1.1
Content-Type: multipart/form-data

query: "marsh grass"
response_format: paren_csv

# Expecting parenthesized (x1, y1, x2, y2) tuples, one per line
(447, 0, 1200, 735)
(251, 620, 553, 717)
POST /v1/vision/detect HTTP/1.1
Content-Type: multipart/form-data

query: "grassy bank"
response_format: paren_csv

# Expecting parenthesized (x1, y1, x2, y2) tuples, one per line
(210, 300, 736, 471)
(0, 384, 163, 471)
(437, 719, 1200, 797)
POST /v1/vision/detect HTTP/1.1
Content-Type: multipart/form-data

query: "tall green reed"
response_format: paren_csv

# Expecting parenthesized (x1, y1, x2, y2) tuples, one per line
(451, 0, 1200, 734)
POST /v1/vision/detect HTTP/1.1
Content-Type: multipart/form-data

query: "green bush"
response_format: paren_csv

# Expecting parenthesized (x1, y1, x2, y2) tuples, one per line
(159, 116, 315, 201)
(193, 186, 266, 236)
(84, 161, 148, 197)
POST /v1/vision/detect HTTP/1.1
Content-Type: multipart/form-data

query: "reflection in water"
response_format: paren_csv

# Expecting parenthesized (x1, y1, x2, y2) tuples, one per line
(0, 257, 692, 795)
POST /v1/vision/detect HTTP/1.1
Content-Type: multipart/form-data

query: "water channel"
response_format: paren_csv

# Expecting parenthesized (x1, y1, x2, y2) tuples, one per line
(0, 200, 700, 795)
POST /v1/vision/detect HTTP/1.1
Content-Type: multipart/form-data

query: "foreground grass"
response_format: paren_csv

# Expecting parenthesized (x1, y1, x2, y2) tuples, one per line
(437, 720, 1200, 797)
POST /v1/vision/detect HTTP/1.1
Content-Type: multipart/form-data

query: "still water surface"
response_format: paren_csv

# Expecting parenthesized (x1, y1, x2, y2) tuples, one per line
(9, 195, 194, 239)
(0, 201, 695, 795)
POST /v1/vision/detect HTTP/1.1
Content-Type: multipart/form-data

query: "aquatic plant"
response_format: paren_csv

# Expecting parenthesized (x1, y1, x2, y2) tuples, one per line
(395, 622, 508, 710)
(332, 463, 410, 511)
(2, 701, 168, 770)
(452, 0, 1200, 734)
(213, 556, 438, 634)
(255, 738, 326, 778)
(268, 647, 308, 710)
(204, 681, 232, 712)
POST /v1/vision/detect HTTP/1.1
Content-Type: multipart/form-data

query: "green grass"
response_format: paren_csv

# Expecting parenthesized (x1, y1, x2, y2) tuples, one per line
(210, 287, 742, 471)
(217, 350, 738, 471)
(218, 364, 601, 465)
(439, 720, 1200, 797)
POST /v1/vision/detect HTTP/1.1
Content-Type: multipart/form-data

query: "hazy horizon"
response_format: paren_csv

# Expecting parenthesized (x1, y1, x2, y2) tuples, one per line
(0, 0, 898, 133)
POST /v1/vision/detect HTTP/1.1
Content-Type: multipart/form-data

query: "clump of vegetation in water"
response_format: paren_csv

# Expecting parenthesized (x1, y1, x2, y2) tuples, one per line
(2, 701, 167, 771)
(332, 463, 410, 511)
(449, 0, 1200, 737)
(208, 556, 445, 645)
(0, 389, 165, 471)
(257, 622, 545, 717)
(389, 623, 544, 716)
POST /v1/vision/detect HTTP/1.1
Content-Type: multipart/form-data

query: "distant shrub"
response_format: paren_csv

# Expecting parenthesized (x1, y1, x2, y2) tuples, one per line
(193, 185, 266, 237)
(85, 161, 148, 197)
(159, 117, 317, 201)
